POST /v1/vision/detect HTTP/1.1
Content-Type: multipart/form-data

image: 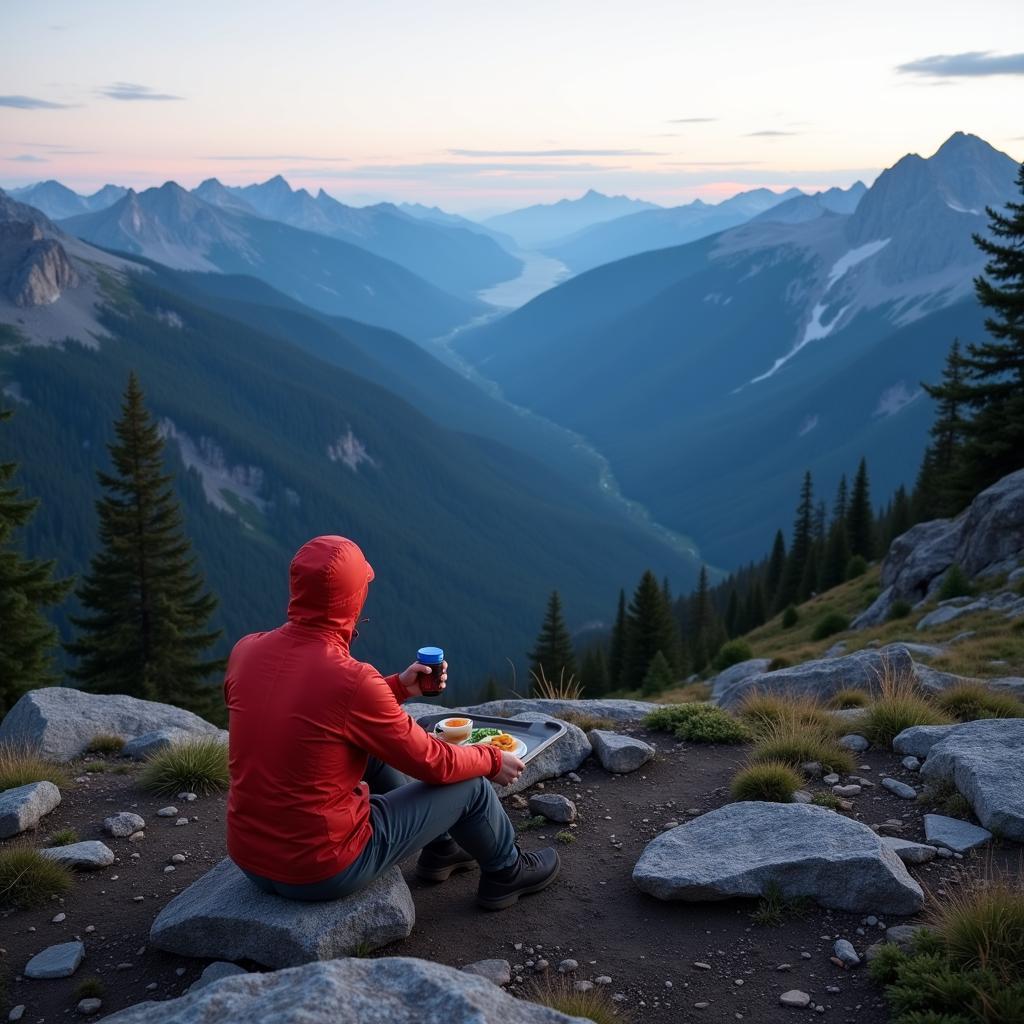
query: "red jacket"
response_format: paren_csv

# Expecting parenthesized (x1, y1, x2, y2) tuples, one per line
(225, 535, 501, 884)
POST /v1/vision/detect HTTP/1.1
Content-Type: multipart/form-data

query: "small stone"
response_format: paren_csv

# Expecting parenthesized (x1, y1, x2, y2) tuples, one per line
(146, 982, 158, 991)
(176, 967, 187, 976)
(791, 790, 813, 804)
(175, 817, 189, 826)
(733, 978, 744, 985)
(595, 975, 612, 985)
(802, 762, 823, 778)
(528, 793, 577, 824)
(132, 895, 144, 902)
(839, 735, 869, 752)
(663, 819, 681, 828)
(8, 1007, 26, 1023)
(24, 940, 85, 978)
(116, 962, 133, 970)
(567, 772, 582, 784)
(103, 811, 145, 837)
(881, 778, 917, 800)
(170, 853, 187, 864)
(460, 959, 512, 986)
(52, 912, 66, 923)
(178, 792, 198, 801)
(833, 939, 860, 966)
(832, 784, 861, 797)
(77, 998, 102, 1015)
(156, 806, 178, 817)
(800, 952, 812, 960)
(127, 831, 145, 842)
(84, 925, 95, 933)
(694, 1002, 710, 1009)
(164, 865, 176, 873)
(557, 959, 578, 973)
(535, 959, 549, 971)
(776, 964, 791, 971)
(866, 915, 878, 926)
(780, 990, 811, 1008)
(901, 756, 921, 771)
(822, 773, 840, 785)
(693, 962, 711, 970)
(574, 980, 595, 992)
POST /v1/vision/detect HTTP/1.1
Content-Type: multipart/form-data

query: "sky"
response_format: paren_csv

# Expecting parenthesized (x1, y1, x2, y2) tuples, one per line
(1, 0, 1022, 214)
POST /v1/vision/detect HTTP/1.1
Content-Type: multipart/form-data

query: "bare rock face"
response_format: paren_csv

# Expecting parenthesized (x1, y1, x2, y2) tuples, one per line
(0, 221, 79, 307)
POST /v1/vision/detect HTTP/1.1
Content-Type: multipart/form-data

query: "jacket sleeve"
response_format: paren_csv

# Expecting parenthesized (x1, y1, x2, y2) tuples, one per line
(382, 673, 407, 704)
(344, 671, 502, 783)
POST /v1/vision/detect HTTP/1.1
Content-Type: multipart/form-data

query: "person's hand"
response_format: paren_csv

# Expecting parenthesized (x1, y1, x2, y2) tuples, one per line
(398, 660, 447, 697)
(492, 751, 525, 786)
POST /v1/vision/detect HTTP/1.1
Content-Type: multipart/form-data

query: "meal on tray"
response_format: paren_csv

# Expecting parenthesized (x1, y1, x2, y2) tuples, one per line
(469, 727, 503, 744)
(480, 732, 519, 752)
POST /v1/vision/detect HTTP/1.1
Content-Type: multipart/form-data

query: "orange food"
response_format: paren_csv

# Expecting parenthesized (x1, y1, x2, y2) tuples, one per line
(486, 733, 519, 752)
(446, 718, 469, 727)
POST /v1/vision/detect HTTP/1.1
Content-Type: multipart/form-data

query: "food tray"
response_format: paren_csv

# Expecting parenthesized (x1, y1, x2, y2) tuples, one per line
(415, 713, 567, 765)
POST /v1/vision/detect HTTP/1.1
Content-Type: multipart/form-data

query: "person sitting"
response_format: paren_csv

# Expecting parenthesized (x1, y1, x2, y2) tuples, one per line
(224, 534, 559, 910)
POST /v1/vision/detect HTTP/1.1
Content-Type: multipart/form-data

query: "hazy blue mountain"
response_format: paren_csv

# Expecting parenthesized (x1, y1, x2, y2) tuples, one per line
(59, 182, 482, 339)
(545, 186, 806, 272)
(8, 180, 127, 220)
(218, 176, 522, 299)
(0, 197, 699, 688)
(751, 182, 867, 224)
(483, 189, 662, 249)
(456, 133, 1019, 565)
(192, 177, 259, 215)
(398, 202, 519, 250)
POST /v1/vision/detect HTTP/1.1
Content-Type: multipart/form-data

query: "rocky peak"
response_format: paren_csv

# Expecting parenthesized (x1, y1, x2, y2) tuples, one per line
(0, 219, 79, 307)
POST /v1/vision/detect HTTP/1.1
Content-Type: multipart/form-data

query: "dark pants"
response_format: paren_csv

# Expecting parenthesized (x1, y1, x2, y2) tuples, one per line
(241, 757, 518, 901)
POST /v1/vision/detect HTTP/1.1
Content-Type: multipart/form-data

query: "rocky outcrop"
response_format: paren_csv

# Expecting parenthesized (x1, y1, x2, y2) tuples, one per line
(494, 712, 591, 796)
(709, 659, 773, 701)
(0, 687, 222, 762)
(149, 858, 414, 968)
(0, 780, 61, 838)
(459, 697, 660, 724)
(0, 221, 79, 307)
(632, 802, 923, 915)
(854, 469, 1024, 627)
(100, 958, 586, 1024)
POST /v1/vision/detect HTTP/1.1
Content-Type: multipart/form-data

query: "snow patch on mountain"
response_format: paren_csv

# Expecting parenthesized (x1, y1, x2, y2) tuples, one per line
(2, 381, 28, 404)
(798, 415, 818, 436)
(750, 302, 850, 384)
(826, 238, 890, 289)
(327, 428, 375, 471)
(945, 200, 980, 215)
(873, 382, 923, 418)
(155, 308, 184, 329)
(159, 419, 267, 520)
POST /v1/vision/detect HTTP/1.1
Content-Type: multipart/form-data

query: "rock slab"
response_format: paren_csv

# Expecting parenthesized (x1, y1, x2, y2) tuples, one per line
(0, 780, 61, 838)
(99, 958, 586, 1024)
(589, 730, 654, 774)
(923, 814, 993, 853)
(24, 941, 85, 979)
(40, 840, 115, 870)
(880, 837, 937, 865)
(186, 962, 248, 994)
(0, 687, 222, 762)
(149, 858, 415, 968)
(632, 802, 923, 915)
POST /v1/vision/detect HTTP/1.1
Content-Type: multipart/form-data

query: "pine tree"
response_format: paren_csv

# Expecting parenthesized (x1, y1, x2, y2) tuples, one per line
(747, 580, 767, 630)
(955, 173, 1024, 495)
(820, 475, 851, 591)
(885, 486, 912, 549)
(920, 339, 971, 514)
(765, 530, 786, 608)
(641, 650, 675, 696)
(776, 472, 814, 609)
(607, 589, 627, 688)
(579, 644, 610, 697)
(847, 458, 874, 561)
(724, 587, 739, 638)
(66, 374, 224, 714)
(621, 570, 683, 689)
(528, 590, 577, 685)
(689, 565, 725, 672)
(0, 408, 73, 714)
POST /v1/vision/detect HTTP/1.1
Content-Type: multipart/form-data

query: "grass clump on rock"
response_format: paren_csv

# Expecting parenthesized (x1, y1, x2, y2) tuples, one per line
(870, 877, 1024, 1024)
(827, 688, 870, 710)
(86, 733, 126, 755)
(934, 681, 1024, 722)
(0, 847, 72, 908)
(529, 977, 620, 1024)
(860, 671, 953, 747)
(644, 703, 751, 744)
(139, 737, 228, 796)
(811, 611, 850, 641)
(738, 691, 837, 735)
(730, 761, 803, 803)
(0, 742, 66, 791)
(749, 720, 855, 775)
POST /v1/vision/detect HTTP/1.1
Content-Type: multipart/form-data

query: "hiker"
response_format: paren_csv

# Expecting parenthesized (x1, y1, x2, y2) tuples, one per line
(224, 534, 559, 909)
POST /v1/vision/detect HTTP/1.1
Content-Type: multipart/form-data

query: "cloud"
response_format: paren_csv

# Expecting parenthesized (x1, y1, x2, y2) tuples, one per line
(897, 51, 1024, 77)
(207, 153, 349, 162)
(9, 154, 48, 163)
(667, 117, 717, 123)
(661, 160, 765, 167)
(0, 94, 74, 110)
(448, 148, 662, 157)
(99, 82, 183, 101)
(14, 143, 96, 155)
(746, 130, 800, 137)
(289, 160, 622, 181)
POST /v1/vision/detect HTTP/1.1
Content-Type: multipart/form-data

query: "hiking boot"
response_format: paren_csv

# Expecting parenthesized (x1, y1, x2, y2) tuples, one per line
(416, 839, 477, 882)
(477, 845, 560, 911)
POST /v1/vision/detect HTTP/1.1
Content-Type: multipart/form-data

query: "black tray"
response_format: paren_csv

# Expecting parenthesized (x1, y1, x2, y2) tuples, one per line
(415, 713, 567, 765)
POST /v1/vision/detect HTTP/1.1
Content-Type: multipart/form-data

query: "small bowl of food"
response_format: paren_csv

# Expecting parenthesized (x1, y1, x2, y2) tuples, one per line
(437, 717, 473, 743)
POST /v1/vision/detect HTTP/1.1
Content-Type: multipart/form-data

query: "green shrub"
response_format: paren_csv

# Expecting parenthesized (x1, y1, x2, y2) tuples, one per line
(750, 720, 855, 774)
(888, 599, 913, 620)
(846, 555, 867, 579)
(938, 564, 973, 601)
(644, 703, 751, 744)
(861, 671, 953, 746)
(712, 639, 754, 672)
(0, 743, 67, 791)
(811, 791, 842, 810)
(139, 737, 228, 796)
(935, 682, 1024, 722)
(48, 828, 79, 847)
(75, 977, 105, 999)
(730, 761, 802, 803)
(519, 815, 547, 831)
(529, 977, 620, 1024)
(0, 847, 73, 908)
(811, 611, 850, 640)
(554, 830, 576, 844)
(86, 733, 126, 755)
(781, 605, 799, 628)
(827, 688, 870, 709)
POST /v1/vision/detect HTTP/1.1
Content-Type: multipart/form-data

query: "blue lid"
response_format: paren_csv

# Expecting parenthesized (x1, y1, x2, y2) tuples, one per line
(417, 646, 444, 665)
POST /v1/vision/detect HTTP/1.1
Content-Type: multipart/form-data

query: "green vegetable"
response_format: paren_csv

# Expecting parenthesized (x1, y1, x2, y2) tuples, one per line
(470, 727, 503, 743)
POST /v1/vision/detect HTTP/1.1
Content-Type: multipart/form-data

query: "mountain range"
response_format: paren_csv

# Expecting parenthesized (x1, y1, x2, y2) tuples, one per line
(9, 180, 128, 221)
(0, 190, 699, 689)
(454, 132, 1018, 565)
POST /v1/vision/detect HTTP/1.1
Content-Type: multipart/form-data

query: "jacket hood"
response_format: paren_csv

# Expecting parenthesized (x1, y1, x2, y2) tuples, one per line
(287, 535, 374, 643)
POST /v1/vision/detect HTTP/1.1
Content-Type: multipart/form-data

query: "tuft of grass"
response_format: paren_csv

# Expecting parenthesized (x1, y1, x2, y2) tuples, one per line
(0, 742, 67, 791)
(654, 681, 711, 704)
(555, 830, 576, 845)
(0, 847, 73, 908)
(828, 688, 870, 710)
(75, 977, 105, 999)
(82, 760, 109, 773)
(48, 827, 79, 847)
(530, 667, 584, 701)
(811, 611, 851, 641)
(781, 605, 800, 628)
(751, 882, 812, 926)
(528, 976, 622, 1024)
(519, 815, 547, 832)
(811, 791, 843, 810)
(730, 761, 803, 803)
(888, 599, 913, 620)
(712, 639, 754, 672)
(139, 737, 228, 796)
(934, 682, 1024, 722)
(860, 670, 953, 747)
(558, 711, 615, 733)
(644, 703, 751, 744)
(86, 733, 126, 754)
(737, 690, 837, 735)
(939, 564, 974, 601)
(749, 720, 856, 775)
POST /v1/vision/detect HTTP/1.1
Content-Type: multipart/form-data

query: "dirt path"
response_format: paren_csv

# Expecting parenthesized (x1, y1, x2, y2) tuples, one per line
(2, 731, 1014, 1022)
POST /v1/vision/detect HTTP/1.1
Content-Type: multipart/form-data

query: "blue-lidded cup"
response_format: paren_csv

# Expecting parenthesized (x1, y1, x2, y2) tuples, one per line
(417, 646, 444, 695)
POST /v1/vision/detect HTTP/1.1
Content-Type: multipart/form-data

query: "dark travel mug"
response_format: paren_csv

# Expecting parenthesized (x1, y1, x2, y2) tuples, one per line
(416, 646, 445, 695)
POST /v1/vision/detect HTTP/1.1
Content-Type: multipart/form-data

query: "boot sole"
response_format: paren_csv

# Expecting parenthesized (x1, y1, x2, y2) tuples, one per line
(416, 860, 477, 883)
(476, 861, 561, 911)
